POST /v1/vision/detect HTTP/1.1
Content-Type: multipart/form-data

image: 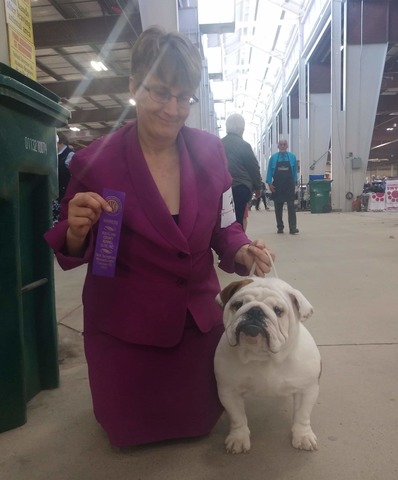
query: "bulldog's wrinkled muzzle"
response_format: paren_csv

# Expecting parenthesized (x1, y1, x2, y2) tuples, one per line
(235, 306, 269, 344)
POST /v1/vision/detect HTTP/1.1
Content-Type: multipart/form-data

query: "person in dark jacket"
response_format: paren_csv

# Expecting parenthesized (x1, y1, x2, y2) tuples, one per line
(221, 114, 262, 227)
(53, 132, 74, 223)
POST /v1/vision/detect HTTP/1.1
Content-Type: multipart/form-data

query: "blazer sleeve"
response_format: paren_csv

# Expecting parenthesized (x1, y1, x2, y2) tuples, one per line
(44, 174, 95, 270)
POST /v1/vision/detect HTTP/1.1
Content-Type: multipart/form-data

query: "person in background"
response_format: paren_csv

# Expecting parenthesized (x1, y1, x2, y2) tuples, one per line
(45, 26, 274, 448)
(53, 132, 74, 224)
(254, 181, 269, 211)
(266, 138, 299, 234)
(221, 113, 262, 227)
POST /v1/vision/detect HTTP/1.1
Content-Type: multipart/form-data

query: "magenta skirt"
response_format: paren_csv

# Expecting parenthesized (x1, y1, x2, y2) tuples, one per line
(83, 316, 224, 447)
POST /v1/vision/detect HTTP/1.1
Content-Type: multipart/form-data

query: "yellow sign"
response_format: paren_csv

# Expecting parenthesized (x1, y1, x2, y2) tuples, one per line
(8, 25, 36, 80)
(5, 0, 34, 43)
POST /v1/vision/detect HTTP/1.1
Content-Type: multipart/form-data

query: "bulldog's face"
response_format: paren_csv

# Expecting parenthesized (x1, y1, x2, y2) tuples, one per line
(216, 277, 314, 354)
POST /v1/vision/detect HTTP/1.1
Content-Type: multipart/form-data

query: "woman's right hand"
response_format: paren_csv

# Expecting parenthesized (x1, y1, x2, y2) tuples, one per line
(66, 192, 112, 256)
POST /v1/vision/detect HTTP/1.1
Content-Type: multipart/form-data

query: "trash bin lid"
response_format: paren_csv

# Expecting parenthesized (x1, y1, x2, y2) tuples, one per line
(0, 63, 70, 125)
(308, 179, 333, 183)
(0, 63, 58, 101)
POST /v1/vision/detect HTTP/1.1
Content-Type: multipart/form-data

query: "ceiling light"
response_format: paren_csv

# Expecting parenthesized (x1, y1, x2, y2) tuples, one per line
(69, 126, 80, 132)
(210, 80, 233, 101)
(91, 61, 108, 72)
(129, 98, 136, 106)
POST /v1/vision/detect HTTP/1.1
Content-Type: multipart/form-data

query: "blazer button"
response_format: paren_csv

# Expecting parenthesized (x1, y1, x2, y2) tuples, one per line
(177, 251, 189, 259)
(176, 278, 187, 286)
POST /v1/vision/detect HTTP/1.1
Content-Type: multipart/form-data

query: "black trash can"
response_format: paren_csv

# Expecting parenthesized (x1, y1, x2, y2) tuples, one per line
(0, 63, 70, 432)
(309, 180, 333, 213)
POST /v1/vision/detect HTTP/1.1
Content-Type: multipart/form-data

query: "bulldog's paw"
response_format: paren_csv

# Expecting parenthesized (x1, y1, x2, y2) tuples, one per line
(225, 428, 251, 454)
(292, 430, 318, 451)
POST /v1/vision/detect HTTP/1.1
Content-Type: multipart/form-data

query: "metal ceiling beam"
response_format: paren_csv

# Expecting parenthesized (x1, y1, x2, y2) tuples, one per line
(33, 14, 142, 49)
(264, 0, 303, 17)
(377, 95, 398, 115)
(371, 131, 398, 143)
(381, 74, 398, 90)
(370, 138, 398, 153)
(43, 76, 130, 98)
(70, 105, 135, 124)
(66, 126, 114, 143)
(374, 114, 398, 128)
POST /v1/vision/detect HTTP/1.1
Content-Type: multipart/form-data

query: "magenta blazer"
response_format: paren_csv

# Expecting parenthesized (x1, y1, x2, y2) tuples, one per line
(45, 121, 251, 347)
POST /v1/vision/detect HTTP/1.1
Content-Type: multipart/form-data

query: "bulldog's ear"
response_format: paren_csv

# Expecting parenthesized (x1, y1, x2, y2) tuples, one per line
(288, 287, 314, 321)
(216, 279, 254, 309)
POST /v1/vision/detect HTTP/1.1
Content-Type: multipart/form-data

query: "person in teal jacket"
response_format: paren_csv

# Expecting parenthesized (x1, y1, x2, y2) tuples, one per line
(266, 139, 299, 234)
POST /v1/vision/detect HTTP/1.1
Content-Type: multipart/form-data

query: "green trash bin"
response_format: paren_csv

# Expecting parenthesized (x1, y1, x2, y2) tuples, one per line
(0, 63, 70, 433)
(309, 180, 333, 213)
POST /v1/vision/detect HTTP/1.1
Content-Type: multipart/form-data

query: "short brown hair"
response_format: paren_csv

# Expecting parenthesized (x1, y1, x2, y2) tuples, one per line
(130, 26, 202, 92)
(57, 131, 69, 145)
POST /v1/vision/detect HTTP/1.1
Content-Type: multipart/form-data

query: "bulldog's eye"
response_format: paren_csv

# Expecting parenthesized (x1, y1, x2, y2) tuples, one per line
(273, 306, 283, 317)
(232, 301, 243, 311)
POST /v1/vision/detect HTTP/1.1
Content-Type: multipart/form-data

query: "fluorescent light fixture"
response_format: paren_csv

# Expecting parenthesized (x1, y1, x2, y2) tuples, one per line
(210, 80, 233, 101)
(198, 0, 234, 24)
(129, 98, 136, 106)
(91, 60, 108, 72)
(69, 126, 80, 132)
(206, 47, 222, 75)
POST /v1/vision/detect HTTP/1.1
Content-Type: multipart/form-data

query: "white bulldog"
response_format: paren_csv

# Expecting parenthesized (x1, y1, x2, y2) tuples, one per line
(214, 277, 321, 454)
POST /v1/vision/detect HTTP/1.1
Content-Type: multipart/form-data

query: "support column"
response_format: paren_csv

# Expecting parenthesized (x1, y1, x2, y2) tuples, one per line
(345, 43, 387, 202)
(330, 0, 346, 211)
(332, 0, 389, 212)
(298, 21, 309, 187)
(138, 0, 178, 31)
(0, 0, 9, 65)
(308, 92, 331, 176)
(271, 92, 277, 150)
(289, 90, 301, 179)
(264, 124, 272, 166)
(281, 64, 288, 138)
(308, 63, 331, 178)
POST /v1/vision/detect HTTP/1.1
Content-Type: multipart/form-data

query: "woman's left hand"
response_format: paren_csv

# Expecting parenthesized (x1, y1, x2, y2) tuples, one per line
(234, 239, 275, 276)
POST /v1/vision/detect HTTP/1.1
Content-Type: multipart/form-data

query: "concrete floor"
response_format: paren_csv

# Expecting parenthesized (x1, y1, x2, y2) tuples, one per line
(1, 209, 398, 480)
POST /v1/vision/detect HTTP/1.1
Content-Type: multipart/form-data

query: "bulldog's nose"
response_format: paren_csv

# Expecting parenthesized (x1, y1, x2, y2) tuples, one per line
(241, 325, 263, 337)
(247, 306, 265, 323)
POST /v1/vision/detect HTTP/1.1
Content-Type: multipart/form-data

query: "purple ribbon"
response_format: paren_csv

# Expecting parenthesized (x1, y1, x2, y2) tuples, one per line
(92, 189, 125, 277)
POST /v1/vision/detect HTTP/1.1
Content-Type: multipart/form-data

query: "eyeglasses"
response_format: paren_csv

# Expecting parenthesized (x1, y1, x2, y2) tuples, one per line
(142, 85, 198, 107)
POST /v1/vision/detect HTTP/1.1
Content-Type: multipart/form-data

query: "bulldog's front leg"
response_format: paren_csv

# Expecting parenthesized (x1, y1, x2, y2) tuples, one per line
(219, 390, 251, 454)
(291, 385, 319, 451)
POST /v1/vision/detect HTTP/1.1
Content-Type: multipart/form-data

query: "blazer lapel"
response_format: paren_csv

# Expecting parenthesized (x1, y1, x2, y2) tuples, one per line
(177, 131, 198, 240)
(125, 123, 192, 251)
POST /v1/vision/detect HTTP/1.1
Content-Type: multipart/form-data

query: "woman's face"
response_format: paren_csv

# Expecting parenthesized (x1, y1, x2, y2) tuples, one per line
(130, 75, 195, 143)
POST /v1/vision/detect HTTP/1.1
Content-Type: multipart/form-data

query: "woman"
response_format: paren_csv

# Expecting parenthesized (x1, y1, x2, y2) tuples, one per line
(45, 26, 274, 447)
